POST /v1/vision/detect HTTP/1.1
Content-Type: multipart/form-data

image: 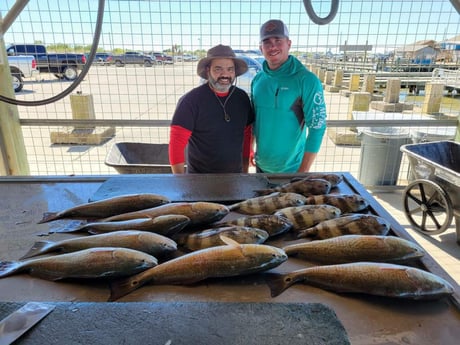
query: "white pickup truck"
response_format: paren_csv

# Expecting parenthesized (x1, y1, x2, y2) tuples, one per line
(7, 55, 39, 92)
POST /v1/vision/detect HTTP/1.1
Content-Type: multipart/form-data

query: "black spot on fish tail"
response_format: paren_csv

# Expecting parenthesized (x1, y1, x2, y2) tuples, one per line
(264, 272, 295, 297)
(108, 275, 144, 301)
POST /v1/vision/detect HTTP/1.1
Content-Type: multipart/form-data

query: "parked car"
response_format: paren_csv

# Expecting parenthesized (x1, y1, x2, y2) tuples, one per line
(6, 44, 86, 81)
(237, 55, 263, 73)
(111, 52, 156, 67)
(7, 55, 39, 92)
(94, 53, 113, 65)
(182, 54, 199, 61)
(148, 52, 174, 65)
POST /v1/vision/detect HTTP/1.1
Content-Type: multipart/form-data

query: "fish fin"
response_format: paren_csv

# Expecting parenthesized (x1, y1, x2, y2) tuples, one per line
(0, 261, 21, 278)
(108, 275, 145, 301)
(220, 235, 241, 247)
(20, 241, 56, 260)
(29, 270, 66, 281)
(37, 212, 59, 224)
(264, 272, 293, 297)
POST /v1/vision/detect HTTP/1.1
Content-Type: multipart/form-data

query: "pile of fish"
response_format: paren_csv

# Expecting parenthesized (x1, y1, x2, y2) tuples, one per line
(0, 173, 454, 303)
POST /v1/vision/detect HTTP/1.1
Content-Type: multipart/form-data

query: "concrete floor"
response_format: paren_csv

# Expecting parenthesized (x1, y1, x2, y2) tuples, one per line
(371, 189, 459, 285)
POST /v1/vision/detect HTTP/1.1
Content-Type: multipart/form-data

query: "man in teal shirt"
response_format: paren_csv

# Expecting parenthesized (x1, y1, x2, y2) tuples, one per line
(251, 19, 327, 173)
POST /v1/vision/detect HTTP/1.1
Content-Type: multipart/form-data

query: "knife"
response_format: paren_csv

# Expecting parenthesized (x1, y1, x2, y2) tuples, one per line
(0, 302, 55, 345)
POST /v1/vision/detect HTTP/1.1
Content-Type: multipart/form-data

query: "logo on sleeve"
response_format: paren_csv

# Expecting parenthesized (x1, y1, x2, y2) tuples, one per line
(313, 92, 324, 105)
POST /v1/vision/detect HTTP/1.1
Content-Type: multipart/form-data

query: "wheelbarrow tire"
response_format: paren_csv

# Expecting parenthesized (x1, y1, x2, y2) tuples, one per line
(403, 179, 453, 235)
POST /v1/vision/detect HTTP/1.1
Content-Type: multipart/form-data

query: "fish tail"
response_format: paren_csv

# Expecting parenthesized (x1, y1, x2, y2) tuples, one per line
(264, 272, 296, 297)
(108, 275, 146, 301)
(37, 212, 59, 224)
(0, 261, 21, 278)
(20, 241, 54, 260)
(296, 228, 314, 239)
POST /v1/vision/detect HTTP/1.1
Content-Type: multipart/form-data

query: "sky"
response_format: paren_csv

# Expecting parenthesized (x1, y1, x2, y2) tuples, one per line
(2, 0, 459, 54)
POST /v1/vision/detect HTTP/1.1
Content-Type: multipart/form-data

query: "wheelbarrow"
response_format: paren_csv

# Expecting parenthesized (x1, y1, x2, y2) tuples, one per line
(400, 140, 460, 244)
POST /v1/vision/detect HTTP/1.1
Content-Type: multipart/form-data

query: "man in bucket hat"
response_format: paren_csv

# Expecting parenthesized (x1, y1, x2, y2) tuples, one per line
(169, 44, 254, 173)
(251, 19, 327, 173)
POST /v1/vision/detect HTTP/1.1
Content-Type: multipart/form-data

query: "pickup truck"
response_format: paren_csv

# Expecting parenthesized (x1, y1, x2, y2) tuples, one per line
(6, 44, 86, 81)
(111, 51, 156, 67)
(7, 55, 39, 92)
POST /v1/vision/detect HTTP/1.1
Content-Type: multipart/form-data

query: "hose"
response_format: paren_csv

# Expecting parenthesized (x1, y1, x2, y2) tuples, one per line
(449, 0, 460, 14)
(0, 0, 105, 106)
(303, 0, 339, 25)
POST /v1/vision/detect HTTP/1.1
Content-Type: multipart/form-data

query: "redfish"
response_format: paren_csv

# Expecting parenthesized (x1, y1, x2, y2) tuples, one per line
(60, 215, 191, 236)
(38, 193, 170, 223)
(265, 262, 454, 300)
(297, 214, 390, 239)
(102, 201, 229, 226)
(228, 192, 307, 215)
(109, 236, 288, 301)
(20, 230, 177, 259)
(0, 247, 158, 280)
(283, 235, 425, 264)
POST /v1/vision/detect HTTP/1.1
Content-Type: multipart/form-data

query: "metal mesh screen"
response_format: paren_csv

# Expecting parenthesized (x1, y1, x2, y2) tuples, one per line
(1, 0, 459, 184)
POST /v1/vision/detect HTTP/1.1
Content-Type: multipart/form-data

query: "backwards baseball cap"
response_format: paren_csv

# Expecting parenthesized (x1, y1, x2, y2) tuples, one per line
(260, 19, 289, 42)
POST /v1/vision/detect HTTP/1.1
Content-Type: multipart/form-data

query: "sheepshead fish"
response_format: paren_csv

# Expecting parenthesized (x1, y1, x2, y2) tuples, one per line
(254, 178, 331, 197)
(38, 193, 171, 223)
(303, 194, 369, 213)
(212, 214, 293, 237)
(297, 214, 390, 239)
(102, 202, 229, 226)
(59, 215, 191, 236)
(290, 173, 344, 188)
(228, 192, 307, 215)
(109, 236, 288, 301)
(0, 247, 158, 280)
(283, 235, 425, 264)
(274, 205, 342, 231)
(174, 226, 269, 251)
(20, 230, 177, 260)
(265, 262, 455, 300)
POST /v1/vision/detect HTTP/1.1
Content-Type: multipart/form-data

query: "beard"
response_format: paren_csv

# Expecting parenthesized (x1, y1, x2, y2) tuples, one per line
(208, 76, 234, 92)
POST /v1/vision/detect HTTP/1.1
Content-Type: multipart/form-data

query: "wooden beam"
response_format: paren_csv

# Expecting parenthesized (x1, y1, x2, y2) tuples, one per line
(0, 16, 30, 175)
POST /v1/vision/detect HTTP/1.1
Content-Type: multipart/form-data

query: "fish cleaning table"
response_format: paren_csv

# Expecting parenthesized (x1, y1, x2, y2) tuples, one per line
(0, 173, 459, 345)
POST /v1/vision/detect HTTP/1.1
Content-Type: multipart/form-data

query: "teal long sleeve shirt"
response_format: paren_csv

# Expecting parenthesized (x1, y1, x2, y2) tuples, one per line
(251, 55, 327, 173)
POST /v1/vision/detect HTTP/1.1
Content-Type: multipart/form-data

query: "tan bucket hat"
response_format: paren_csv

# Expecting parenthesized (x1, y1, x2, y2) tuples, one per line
(197, 44, 248, 79)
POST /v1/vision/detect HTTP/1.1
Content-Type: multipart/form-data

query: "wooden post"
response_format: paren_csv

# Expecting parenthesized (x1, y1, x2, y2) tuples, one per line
(422, 82, 444, 115)
(0, 25, 30, 175)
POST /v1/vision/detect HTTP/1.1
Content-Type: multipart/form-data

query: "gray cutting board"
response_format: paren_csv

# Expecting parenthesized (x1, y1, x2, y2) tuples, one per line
(0, 302, 350, 345)
(90, 174, 272, 203)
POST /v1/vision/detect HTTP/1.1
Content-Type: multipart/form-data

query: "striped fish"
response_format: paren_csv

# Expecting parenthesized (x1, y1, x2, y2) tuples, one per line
(228, 192, 307, 215)
(297, 214, 390, 239)
(212, 214, 293, 237)
(303, 194, 369, 213)
(274, 205, 342, 231)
